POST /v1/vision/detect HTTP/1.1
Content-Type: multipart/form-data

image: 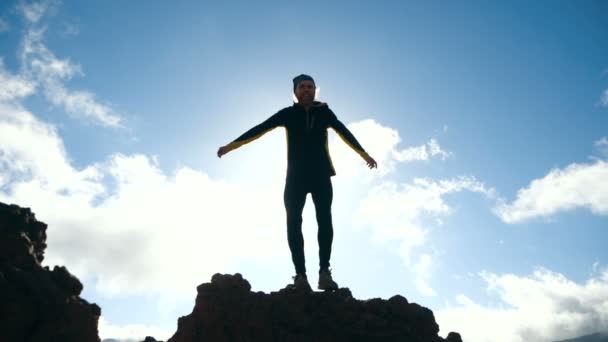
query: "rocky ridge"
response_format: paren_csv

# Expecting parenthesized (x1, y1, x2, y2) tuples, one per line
(164, 273, 462, 342)
(0, 201, 101, 342)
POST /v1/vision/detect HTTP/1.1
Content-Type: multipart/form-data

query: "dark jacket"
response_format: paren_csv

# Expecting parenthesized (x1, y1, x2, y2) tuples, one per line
(226, 101, 369, 179)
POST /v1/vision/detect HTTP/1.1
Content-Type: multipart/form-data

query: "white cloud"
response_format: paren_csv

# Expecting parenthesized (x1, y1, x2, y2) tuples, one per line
(327, 119, 452, 182)
(437, 265, 608, 342)
(354, 176, 496, 258)
(353, 175, 496, 296)
(0, 102, 102, 194)
(99, 316, 173, 342)
(0, 105, 287, 298)
(493, 159, 608, 223)
(327, 118, 491, 297)
(413, 253, 437, 296)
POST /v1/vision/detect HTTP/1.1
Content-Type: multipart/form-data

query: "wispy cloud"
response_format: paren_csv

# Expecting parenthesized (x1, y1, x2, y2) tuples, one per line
(437, 265, 608, 342)
(601, 89, 608, 107)
(594, 137, 608, 157)
(392, 138, 452, 162)
(0, 18, 9, 32)
(0, 59, 36, 102)
(59, 21, 80, 38)
(1, 0, 124, 127)
(493, 158, 608, 223)
(18, 0, 56, 24)
(20, 24, 123, 127)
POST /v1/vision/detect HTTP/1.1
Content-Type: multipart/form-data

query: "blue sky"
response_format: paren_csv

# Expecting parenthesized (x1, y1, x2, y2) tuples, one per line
(1, 1, 607, 341)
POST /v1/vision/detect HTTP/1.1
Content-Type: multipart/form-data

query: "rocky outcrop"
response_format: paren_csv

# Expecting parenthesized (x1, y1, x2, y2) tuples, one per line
(0, 201, 101, 342)
(166, 273, 463, 342)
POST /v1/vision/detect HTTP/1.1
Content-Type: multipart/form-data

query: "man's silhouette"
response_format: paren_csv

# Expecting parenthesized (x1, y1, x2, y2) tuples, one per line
(217, 74, 377, 291)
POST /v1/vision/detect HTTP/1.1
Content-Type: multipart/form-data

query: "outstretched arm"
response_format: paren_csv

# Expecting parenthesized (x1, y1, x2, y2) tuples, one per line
(218, 110, 285, 158)
(327, 108, 377, 169)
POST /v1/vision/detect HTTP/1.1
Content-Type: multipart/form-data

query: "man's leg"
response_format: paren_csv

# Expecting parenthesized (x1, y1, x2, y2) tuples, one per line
(284, 176, 308, 275)
(311, 176, 333, 272)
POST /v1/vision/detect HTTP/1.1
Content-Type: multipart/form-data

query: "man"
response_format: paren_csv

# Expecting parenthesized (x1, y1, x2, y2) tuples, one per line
(217, 74, 377, 291)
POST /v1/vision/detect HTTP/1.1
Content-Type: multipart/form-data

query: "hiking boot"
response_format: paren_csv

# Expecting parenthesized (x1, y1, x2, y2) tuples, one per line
(318, 268, 338, 290)
(292, 273, 312, 292)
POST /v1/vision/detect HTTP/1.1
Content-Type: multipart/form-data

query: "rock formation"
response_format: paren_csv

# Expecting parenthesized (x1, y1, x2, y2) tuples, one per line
(0, 201, 101, 342)
(165, 273, 462, 342)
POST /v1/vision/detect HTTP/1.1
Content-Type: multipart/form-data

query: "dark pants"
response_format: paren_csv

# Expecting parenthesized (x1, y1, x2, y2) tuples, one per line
(283, 174, 334, 275)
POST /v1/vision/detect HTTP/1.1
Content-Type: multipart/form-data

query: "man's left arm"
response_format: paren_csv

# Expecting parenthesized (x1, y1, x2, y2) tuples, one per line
(327, 108, 371, 160)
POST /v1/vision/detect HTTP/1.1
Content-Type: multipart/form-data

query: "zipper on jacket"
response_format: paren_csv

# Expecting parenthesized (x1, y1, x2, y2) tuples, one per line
(305, 109, 315, 131)
(305, 110, 310, 133)
(304, 109, 309, 132)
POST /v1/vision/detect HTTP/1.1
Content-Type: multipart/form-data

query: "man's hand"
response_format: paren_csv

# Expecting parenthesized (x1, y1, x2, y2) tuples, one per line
(364, 155, 377, 169)
(217, 145, 231, 158)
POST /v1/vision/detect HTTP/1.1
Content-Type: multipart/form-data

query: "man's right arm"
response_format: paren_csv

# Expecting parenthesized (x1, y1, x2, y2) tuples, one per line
(224, 109, 286, 152)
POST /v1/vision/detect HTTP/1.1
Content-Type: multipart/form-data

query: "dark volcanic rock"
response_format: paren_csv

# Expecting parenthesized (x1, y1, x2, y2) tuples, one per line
(0, 201, 101, 342)
(167, 273, 462, 342)
(447, 331, 463, 342)
(140, 337, 164, 342)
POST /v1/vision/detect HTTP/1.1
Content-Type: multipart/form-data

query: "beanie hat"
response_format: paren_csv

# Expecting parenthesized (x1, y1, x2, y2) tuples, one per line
(292, 74, 315, 92)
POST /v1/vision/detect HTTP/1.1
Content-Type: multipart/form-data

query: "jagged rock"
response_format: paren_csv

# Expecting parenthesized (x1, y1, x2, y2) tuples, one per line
(141, 337, 164, 342)
(0, 201, 101, 342)
(167, 272, 462, 342)
(447, 331, 463, 342)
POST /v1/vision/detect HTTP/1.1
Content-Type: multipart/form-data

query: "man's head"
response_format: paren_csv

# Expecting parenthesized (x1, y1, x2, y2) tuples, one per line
(293, 74, 316, 104)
